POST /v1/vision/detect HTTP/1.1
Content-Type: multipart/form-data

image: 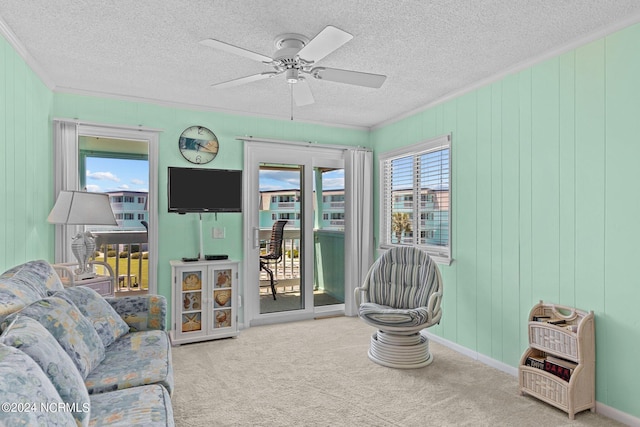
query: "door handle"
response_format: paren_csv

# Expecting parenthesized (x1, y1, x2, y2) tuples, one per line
(253, 227, 260, 249)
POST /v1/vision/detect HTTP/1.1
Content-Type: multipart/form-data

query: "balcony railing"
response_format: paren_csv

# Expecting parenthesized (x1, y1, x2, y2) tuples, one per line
(258, 228, 345, 297)
(92, 231, 148, 293)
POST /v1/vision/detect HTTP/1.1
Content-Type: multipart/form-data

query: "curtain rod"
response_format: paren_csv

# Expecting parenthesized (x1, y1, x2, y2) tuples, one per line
(53, 118, 163, 133)
(236, 135, 371, 152)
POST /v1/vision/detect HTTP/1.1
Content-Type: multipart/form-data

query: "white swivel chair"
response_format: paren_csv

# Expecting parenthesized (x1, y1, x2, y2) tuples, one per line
(354, 246, 443, 368)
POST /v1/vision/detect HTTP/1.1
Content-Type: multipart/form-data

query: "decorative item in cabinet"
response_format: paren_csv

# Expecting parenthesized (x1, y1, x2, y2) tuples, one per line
(179, 270, 203, 333)
(215, 309, 232, 328)
(181, 312, 202, 332)
(182, 272, 202, 291)
(212, 267, 233, 331)
(170, 259, 239, 345)
(215, 269, 232, 288)
(519, 301, 595, 420)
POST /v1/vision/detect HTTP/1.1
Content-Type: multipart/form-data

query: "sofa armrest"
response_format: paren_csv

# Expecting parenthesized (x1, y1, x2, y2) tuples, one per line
(104, 294, 167, 332)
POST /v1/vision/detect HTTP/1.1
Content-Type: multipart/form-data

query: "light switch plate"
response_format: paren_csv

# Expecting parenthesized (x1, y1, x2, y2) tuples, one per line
(212, 227, 225, 239)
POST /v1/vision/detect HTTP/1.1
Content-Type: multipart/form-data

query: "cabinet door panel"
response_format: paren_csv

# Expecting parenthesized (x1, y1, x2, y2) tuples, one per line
(177, 268, 206, 337)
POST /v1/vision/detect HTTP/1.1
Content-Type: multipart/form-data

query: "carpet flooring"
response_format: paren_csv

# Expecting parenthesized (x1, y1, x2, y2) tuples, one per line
(171, 316, 622, 426)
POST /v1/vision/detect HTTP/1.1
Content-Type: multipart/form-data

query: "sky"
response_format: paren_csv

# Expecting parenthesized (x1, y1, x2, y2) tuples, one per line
(85, 157, 149, 193)
(259, 168, 344, 192)
(85, 157, 344, 194)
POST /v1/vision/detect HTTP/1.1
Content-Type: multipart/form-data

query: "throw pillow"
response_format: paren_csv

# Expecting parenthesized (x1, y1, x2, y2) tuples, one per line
(1, 259, 64, 296)
(5, 296, 105, 378)
(55, 286, 130, 347)
(0, 343, 77, 426)
(0, 315, 90, 427)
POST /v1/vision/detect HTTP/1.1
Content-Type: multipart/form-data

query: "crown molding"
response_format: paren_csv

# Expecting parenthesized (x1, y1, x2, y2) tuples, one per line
(53, 86, 371, 132)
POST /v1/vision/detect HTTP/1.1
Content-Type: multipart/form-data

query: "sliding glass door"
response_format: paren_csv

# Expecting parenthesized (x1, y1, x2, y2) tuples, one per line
(244, 142, 345, 326)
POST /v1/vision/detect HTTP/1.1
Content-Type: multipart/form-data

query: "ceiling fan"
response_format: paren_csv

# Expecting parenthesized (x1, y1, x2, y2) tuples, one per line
(199, 25, 387, 106)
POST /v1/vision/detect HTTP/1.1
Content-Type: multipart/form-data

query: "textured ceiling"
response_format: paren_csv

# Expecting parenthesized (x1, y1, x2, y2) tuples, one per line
(2, 1, 640, 128)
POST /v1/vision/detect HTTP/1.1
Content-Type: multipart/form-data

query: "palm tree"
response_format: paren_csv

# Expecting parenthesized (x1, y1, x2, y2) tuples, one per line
(391, 212, 412, 243)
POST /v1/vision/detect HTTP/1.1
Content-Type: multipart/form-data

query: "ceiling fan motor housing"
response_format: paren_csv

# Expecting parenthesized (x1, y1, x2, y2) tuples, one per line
(273, 34, 310, 83)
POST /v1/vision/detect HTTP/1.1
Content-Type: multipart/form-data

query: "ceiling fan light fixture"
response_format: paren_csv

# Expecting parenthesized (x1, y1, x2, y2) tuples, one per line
(285, 68, 299, 84)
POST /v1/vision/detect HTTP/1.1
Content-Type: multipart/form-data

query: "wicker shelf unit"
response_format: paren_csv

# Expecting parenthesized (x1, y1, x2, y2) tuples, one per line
(519, 301, 595, 419)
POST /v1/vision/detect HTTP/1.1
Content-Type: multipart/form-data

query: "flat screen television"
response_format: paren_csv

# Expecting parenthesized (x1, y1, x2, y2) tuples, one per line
(168, 167, 242, 213)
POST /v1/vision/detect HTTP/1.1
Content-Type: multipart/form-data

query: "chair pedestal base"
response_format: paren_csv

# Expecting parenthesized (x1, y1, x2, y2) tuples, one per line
(368, 330, 433, 369)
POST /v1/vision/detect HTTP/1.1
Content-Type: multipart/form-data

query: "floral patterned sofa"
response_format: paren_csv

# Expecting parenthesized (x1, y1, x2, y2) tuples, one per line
(0, 260, 174, 426)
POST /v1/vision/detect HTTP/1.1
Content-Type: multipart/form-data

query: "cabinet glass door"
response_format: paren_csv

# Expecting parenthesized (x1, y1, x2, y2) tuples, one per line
(180, 270, 203, 334)
(212, 267, 233, 330)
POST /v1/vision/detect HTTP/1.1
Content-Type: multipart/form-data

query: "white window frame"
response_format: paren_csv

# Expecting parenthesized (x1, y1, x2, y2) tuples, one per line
(53, 119, 160, 293)
(378, 134, 452, 265)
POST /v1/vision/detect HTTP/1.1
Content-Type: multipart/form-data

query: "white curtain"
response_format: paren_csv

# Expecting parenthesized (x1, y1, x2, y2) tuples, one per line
(52, 120, 80, 263)
(344, 148, 374, 316)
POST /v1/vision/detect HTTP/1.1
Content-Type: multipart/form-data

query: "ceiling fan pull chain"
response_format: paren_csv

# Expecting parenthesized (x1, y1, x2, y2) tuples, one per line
(290, 83, 294, 121)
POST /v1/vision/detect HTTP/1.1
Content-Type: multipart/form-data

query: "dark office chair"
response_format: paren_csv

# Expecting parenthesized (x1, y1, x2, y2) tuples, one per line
(260, 220, 288, 300)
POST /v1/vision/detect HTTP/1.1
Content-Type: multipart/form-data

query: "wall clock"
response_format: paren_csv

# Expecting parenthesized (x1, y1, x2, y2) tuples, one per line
(178, 126, 219, 164)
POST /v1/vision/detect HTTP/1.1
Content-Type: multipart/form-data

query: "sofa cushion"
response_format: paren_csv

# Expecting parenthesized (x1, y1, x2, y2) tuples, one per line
(55, 286, 130, 347)
(5, 296, 105, 378)
(105, 295, 167, 331)
(88, 384, 174, 427)
(0, 260, 64, 319)
(0, 315, 91, 427)
(0, 343, 77, 426)
(358, 302, 432, 327)
(85, 330, 174, 395)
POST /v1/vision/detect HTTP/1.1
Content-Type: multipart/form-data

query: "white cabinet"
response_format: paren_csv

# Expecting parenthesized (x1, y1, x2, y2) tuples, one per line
(169, 260, 239, 345)
(519, 301, 595, 419)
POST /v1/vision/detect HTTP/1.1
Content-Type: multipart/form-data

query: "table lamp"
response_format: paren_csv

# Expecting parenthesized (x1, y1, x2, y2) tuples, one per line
(48, 190, 117, 279)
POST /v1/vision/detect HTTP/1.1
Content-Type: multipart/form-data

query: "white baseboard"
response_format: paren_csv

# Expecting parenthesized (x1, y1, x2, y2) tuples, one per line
(424, 331, 518, 376)
(596, 403, 640, 427)
(423, 331, 640, 427)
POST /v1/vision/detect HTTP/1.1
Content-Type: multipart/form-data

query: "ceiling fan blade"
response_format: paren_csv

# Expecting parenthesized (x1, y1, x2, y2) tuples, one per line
(311, 67, 387, 88)
(212, 72, 278, 89)
(297, 25, 353, 63)
(199, 39, 273, 63)
(293, 80, 315, 106)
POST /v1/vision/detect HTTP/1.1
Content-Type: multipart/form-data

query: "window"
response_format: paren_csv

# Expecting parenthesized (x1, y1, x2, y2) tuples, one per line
(379, 134, 451, 263)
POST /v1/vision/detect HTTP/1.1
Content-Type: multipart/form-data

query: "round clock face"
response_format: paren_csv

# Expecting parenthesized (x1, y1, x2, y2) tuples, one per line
(178, 126, 219, 164)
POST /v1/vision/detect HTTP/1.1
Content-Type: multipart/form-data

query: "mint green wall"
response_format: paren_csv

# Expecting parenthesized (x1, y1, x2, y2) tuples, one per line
(0, 35, 54, 272)
(371, 23, 640, 418)
(51, 93, 369, 317)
